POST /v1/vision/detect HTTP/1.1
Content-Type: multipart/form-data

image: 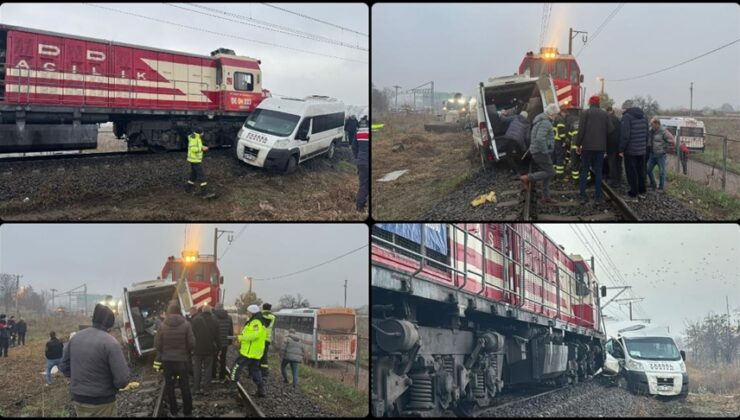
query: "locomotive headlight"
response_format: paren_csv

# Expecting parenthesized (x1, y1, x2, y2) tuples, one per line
(461, 108, 466, 112)
(627, 359, 645, 371)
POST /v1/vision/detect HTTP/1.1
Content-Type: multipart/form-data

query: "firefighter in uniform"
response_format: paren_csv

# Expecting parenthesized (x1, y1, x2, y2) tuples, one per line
(569, 122, 582, 182)
(259, 303, 275, 378)
(186, 127, 215, 199)
(552, 110, 568, 177)
(230, 305, 267, 397)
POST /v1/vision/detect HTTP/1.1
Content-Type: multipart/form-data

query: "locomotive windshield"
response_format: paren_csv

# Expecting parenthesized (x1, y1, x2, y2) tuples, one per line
(244, 108, 300, 137)
(525, 58, 570, 80)
(317, 314, 355, 333)
(623, 337, 681, 361)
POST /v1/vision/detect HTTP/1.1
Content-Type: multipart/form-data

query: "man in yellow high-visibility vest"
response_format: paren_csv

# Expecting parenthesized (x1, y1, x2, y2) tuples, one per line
(186, 127, 216, 199)
(229, 305, 267, 397)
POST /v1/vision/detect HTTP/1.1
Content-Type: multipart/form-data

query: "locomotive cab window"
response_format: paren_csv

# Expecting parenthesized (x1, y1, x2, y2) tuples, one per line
(234, 72, 253, 91)
(554, 61, 568, 80)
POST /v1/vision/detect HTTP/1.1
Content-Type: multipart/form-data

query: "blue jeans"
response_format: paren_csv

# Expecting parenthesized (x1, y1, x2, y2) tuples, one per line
(579, 150, 604, 200)
(647, 154, 666, 190)
(281, 359, 299, 386)
(46, 358, 61, 384)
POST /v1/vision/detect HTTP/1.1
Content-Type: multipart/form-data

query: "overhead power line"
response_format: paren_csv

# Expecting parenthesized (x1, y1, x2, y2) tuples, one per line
(84, 3, 367, 64)
(219, 225, 249, 260)
(168, 3, 367, 52)
(611, 38, 740, 82)
(252, 244, 368, 281)
(576, 3, 624, 58)
(260, 2, 368, 37)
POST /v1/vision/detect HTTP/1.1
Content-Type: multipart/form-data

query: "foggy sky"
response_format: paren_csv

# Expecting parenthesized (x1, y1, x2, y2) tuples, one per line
(373, 3, 740, 109)
(0, 224, 368, 310)
(0, 2, 368, 106)
(538, 224, 740, 338)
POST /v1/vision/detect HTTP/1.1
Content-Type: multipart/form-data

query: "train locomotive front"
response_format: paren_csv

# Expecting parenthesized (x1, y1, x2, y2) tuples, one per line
(371, 223, 605, 417)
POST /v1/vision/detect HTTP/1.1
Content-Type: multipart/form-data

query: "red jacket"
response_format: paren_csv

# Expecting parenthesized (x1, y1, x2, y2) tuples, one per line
(680, 143, 689, 155)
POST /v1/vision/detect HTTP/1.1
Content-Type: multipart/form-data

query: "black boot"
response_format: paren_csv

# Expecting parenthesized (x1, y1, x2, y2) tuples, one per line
(257, 383, 266, 398)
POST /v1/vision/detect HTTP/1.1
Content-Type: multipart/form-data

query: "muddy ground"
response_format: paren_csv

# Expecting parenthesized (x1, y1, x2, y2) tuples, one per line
(0, 133, 365, 221)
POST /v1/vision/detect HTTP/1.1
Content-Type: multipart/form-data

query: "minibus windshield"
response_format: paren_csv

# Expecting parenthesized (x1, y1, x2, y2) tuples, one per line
(244, 108, 300, 137)
(623, 337, 681, 361)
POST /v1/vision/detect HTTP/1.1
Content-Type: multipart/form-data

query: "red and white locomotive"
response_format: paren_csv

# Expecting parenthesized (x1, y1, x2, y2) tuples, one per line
(161, 250, 224, 307)
(371, 223, 605, 416)
(0, 24, 269, 153)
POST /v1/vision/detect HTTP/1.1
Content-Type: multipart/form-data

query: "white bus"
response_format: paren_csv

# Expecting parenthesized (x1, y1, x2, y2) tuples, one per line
(234, 96, 345, 173)
(273, 307, 357, 365)
(657, 117, 705, 152)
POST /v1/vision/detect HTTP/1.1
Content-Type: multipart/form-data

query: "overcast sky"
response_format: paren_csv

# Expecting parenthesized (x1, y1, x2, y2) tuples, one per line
(538, 224, 740, 338)
(373, 3, 740, 109)
(0, 2, 368, 106)
(0, 224, 368, 310)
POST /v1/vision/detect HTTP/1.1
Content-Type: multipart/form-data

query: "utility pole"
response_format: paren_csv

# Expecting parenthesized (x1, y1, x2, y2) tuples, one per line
(689, 82, 693, 117)
(344, 279, 348, 308)
(568, 27, 588, 55)
(392, 85, 401, 111)
(84, 284, 87, 316)
(14, 275, 22, 317)
(599, 78, 605, 97)
(51, 288, 56, 311)
(214, 227, 234, 261)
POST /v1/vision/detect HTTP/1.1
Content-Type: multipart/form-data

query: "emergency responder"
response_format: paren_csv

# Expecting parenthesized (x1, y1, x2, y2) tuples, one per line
(569, 116, 582, 182)
(552, 109, 569, 177)
(0, 314, 9, 357)
(260, 303, 276, 378)
(356, 116, 370, 212)
(345, 114, 359, 158)
(186, 127, 216, 199)
(229, 305, 267, 397)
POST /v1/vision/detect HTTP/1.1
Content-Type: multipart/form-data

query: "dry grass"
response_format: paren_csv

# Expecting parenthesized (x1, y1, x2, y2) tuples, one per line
(693, 117, 740, 174)
(687, 362, 740, 395)
(0, 315, 90, 417)
(371, 113, 478, 219)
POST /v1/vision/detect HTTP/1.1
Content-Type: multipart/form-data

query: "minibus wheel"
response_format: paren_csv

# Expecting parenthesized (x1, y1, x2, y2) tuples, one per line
(285, 155, 298, 174)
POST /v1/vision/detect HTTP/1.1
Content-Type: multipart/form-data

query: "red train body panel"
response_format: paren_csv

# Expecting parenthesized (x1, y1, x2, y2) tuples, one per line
(161, 252, 222, 308)
(1, 25, 264, 113)
(372, 223, 600, 333)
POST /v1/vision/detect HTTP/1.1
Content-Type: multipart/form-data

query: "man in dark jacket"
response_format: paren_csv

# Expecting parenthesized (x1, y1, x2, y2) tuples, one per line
(154, 301, 195, 417)
(8, 315, 16, 346)
(16, 318, 27, 346)
(575, 95, 614, 203)
(45, 331, 64, 385)
(59, 304, 129, 417)
(345, 115, 359, 158)
(191, 304, 220, 394)
(212, 303, 234, 383)
(618, 100, 650, 201)
(500, 111, 531, 157)
(356, 116, 370, 212)
(605, 106, 623, 187)
(0, 314, 9, 357)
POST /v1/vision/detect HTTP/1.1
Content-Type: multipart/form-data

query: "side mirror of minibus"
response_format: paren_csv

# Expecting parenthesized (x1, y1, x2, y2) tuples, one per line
(680, 350, 686, 361)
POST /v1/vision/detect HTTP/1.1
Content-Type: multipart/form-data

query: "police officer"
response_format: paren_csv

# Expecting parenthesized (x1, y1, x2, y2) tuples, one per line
(356, 116, 370, 212)
(552, 109, 568, 177)
(259, 303, 275, 378)
(186, 127, 215, 199)
(229, 305, 267, 397)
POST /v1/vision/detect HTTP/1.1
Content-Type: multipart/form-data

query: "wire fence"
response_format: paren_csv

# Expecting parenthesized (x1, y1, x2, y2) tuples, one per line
(663, 133, 740, 197)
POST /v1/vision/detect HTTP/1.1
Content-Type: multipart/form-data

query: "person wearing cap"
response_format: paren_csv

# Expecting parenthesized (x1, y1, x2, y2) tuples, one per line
(229, 304, 268, 397)
(280, 327, 305, 388)
(260, 303, 276, 378)
(618, 99, 650, 202)
(0, 314, 9, 357)
(574, 95, 614, 204)
(59, 304, 130, 417)
(154, 301, 195, 418)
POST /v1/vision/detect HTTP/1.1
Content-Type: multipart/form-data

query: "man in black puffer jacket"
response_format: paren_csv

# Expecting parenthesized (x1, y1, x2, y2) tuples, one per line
(212, 303, 234, 382)
(191, 304, 220, 394)
(618, 100, 650, 201)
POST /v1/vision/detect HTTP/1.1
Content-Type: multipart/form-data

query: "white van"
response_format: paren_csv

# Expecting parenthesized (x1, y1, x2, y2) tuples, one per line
(602, 324, 688, 399)
(234, 96, 345, 173)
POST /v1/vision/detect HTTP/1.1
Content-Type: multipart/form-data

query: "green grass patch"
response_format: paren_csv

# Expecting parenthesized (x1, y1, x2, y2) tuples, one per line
(336, 160, 356, 172)
(432, 171, 472, 194)
(690, 149, 740, 176)
(666, 172, 740, 220)
(267, 353, 367, 417)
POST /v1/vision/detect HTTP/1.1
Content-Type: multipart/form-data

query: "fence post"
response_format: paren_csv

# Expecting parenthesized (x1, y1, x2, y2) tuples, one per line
(355, 335, 360, 389)
(722, 137, 728, 192)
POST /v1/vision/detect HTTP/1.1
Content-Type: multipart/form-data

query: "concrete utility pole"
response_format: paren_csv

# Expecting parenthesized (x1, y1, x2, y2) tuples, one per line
(689, 82, 694, 117)
(214, 227, 234, 261)
(14, 275, 21, 317)
(393, 85, 401, 111)
(568, 27, 588, 55)
(344, 279, 348, 308)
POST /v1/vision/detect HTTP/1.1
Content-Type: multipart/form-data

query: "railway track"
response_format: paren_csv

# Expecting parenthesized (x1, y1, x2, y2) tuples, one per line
(0, 150, 150, 163)
(150, 365, 264, 418)
(524, 174, 640, 221)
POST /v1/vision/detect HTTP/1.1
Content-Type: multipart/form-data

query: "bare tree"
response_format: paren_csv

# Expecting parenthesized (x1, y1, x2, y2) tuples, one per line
(684, 312, 740, 365)
(631, 95, 660, 118)
(371, 83, 389, 115)
(0, 274, 18, 314)
(234, 291, 262, 315)
(278, 293, 310, 309)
